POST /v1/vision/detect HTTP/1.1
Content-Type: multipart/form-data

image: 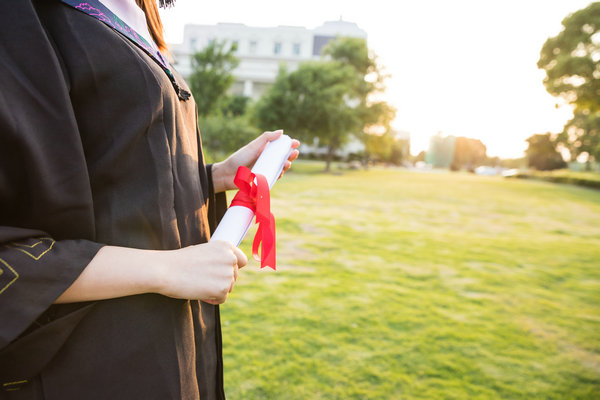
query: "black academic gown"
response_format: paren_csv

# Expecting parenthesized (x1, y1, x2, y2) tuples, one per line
(0, 1, 227, 398)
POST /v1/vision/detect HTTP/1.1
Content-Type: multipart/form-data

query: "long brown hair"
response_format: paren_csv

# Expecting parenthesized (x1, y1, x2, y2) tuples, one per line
(135, 0, 167, 52)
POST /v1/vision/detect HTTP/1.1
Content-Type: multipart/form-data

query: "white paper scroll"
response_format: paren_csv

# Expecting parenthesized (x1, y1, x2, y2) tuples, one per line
(209, 134, 293, 246)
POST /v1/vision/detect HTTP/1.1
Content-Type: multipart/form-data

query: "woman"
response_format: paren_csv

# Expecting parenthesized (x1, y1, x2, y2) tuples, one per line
(0, 0, 299, 398)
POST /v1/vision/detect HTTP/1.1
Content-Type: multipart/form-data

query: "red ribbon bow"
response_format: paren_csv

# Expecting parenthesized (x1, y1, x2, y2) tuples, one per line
(230, 166, 276, 270)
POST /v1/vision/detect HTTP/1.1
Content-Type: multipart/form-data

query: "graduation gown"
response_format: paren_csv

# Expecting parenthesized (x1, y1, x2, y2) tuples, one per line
(0, 1, 227, 398)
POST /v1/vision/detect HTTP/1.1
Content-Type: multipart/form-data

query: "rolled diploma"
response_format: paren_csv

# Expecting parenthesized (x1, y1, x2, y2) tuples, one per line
(209, 134, 293, 246)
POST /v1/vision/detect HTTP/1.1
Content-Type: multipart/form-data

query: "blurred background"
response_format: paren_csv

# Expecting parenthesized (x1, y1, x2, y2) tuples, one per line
(159, 1, 599, 399)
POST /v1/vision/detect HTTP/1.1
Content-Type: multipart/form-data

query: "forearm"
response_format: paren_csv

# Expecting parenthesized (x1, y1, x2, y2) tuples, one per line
(54, 241, 247, 304)
(54, 246, 165, 303)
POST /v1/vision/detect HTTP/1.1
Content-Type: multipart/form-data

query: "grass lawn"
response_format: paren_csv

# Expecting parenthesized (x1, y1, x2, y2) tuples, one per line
(220, 161, 600, 399)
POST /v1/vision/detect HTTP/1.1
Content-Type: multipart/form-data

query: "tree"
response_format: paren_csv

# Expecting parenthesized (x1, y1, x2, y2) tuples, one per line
(254, 37, 395, 171)
(198, 115, 260, 161)
(389, 138, 409, 165)
(255, 62, 361, 171)
(525, 133, 567, 171)
(188, 41, 258, 161)
(450, 137, 487, 171)
(364, 131, 409, 165)
(413, 150, 426, 163)
(538, 3, 600, 162)
(323, 38, 396, 162)
(220, 94, 250, 117)
(364, 132, 392, 162)
(560, 111, 600, 165)
(188, 40, 239, 117)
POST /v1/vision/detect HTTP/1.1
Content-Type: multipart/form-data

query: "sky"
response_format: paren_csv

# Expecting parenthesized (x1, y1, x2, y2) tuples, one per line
(159, 0, 595, 158)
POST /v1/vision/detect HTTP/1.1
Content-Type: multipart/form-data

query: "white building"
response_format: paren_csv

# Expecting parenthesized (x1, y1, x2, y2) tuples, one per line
(170, 20, 367, 100)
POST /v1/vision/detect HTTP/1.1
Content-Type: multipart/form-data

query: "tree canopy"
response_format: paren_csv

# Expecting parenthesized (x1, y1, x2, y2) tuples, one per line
(255, 61, 360, 170)
(525, 133, 567, 171)
(538, 2, 600, 162)
(198, 115, 260, 161)
(323, 37, 396, 152)
(188, 40, 240, 117)
(363, 131, 410, 165)
(254, 37, 395, 171)
(450, 137, 487, 171)
(188, 40, 259, 159)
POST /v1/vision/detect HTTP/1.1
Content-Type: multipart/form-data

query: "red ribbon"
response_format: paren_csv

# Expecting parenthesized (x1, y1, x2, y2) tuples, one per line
(230, 166, 276, 270)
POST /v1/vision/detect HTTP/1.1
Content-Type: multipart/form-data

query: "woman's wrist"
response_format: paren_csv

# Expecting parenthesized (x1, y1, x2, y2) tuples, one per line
(210, 159, 234, 193)
(143, 249, 171, 296)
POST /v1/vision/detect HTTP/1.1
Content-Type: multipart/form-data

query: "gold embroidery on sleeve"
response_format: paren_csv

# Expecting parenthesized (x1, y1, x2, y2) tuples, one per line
(0, 238, 56, 294)
(0, 258, 19, 295)
(2, 380, 29, 391)
(7, 238, 56, 261)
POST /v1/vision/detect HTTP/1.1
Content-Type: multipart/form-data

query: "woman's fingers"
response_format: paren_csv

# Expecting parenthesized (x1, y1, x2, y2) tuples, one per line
(233, 246, 248, 269)
(283, 148, 300, 172)
(251, 130, 283, 154)
(215, 242, 246, 298)
(263, 129, 284, 142)
(229, 264, 239, 293)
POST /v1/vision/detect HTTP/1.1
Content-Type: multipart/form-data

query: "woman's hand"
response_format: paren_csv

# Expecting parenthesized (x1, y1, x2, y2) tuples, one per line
(211, 130, 300, 193)
(157, 241, 247, 304)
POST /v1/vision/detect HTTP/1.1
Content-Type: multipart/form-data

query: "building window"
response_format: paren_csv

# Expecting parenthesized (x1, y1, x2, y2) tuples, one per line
(249, 40, 257, 54)
(190, 38, 197, 51)
(273, 41, 282, 55)
(293, 43, 301, 56)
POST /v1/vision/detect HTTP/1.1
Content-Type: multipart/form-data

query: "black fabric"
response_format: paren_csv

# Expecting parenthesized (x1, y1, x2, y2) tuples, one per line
(0, 305, 95, 383)
(0, 1, 227, 398)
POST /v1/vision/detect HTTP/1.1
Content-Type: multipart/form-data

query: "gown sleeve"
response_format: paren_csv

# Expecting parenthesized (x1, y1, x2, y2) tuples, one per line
(0, 0, 103, 349)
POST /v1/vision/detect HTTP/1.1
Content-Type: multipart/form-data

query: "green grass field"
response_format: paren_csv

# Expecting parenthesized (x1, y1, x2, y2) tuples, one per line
(220, 161, 600, 399)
